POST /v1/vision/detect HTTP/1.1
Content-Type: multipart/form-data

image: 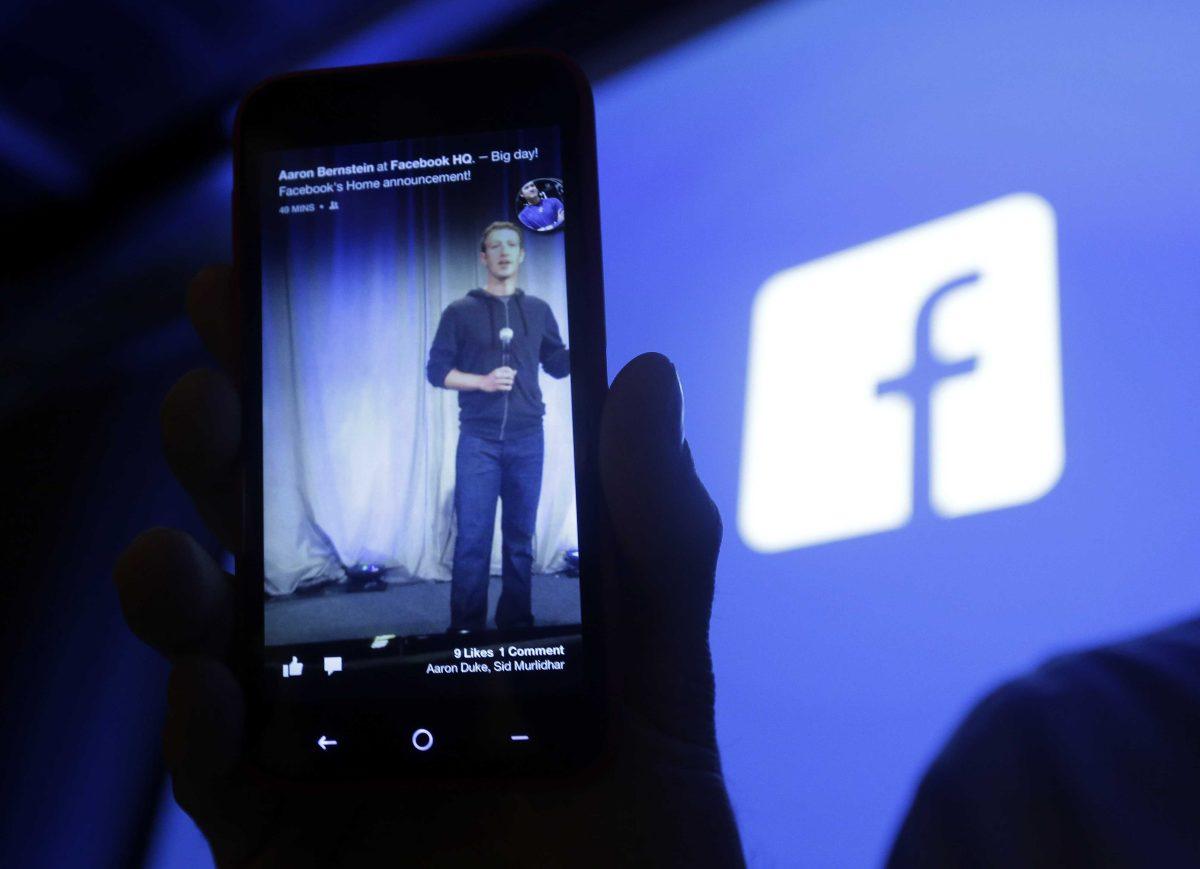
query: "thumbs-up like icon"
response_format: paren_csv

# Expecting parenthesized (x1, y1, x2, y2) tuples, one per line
(282, 656, 304, 678)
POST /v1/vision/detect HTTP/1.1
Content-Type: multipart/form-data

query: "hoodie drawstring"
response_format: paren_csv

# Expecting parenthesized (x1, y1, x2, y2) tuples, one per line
(514, 293, 530, 340)
(485, 296, 496, 350)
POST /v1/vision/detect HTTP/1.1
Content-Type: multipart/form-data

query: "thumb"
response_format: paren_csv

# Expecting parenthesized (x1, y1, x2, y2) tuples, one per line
(600, 353, 720, 574)
(600, 352, 722, 744)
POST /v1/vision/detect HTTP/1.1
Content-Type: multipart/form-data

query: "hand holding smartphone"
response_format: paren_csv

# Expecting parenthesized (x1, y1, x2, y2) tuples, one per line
(116, 52, 741, 865)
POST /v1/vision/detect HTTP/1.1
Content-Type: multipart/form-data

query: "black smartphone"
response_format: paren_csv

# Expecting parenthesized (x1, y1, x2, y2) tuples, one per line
(233, 52, 609, 779)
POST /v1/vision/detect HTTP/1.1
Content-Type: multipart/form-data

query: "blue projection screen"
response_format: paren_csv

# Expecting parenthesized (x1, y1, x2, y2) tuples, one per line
(595, 1, 1200, 865)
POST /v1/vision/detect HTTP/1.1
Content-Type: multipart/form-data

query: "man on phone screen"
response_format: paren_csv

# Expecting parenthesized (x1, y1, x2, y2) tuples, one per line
(517, 180, 565, 232)
(426, 221, 570, 632)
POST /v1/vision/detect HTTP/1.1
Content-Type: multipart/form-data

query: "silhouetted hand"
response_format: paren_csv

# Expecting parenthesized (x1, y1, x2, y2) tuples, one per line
(114, 265, 743, 867)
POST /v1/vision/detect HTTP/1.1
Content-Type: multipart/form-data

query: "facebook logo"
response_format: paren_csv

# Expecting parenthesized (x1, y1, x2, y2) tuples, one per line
(739, 193, 1064, 553)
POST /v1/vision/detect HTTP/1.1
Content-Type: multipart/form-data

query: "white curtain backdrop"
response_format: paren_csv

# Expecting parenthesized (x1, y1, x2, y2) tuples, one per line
(261, 207, 577, 595)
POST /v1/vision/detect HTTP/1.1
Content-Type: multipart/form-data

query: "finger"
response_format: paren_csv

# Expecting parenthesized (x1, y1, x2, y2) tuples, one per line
(186, 264, 240, 378)
(164, 658, 286, 867)
(165, 657, 279, 869)
(164, 657, 244, 779)
(600, 353, 722, 744)
(114, 528, 233, 657)
(600, 353, 720, 576)
(161, 367, 242, 551)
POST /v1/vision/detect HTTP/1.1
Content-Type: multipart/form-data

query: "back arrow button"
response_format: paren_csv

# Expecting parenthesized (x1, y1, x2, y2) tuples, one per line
(317, 735, 338, 750)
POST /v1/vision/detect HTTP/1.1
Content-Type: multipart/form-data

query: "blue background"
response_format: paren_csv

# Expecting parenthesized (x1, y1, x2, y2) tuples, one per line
(595, 1, 1200, 865)
(118, 1, 1200, 865)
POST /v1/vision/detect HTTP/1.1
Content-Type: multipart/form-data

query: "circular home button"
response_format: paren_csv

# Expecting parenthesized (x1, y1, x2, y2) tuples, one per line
(411, 728, 434, 752)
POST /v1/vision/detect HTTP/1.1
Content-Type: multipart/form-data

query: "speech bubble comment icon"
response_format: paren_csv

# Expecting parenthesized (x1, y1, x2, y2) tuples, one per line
(323, 656, 343, 676)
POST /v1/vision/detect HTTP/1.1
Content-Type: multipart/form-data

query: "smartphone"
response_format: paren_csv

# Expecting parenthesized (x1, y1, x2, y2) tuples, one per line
(233, 52, 609, 779)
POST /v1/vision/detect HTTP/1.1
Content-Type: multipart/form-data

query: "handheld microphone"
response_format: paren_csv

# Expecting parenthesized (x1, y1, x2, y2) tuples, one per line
(499, 326, 514, 367)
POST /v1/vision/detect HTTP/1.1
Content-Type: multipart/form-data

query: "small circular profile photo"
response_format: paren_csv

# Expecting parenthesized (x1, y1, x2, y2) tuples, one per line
(514, 177, 565, 233)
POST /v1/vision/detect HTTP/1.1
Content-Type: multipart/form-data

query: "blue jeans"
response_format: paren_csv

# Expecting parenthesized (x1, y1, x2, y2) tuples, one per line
(451, 430, 544, 631)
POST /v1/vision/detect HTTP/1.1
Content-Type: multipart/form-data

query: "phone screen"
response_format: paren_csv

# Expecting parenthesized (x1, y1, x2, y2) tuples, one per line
(252, 122, 599, 773)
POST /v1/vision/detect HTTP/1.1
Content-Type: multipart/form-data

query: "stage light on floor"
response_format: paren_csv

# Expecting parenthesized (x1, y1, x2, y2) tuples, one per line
(346, 563, 388, 592)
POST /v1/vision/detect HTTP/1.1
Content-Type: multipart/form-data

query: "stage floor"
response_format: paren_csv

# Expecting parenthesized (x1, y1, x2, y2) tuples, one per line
(265, 573, 580, 645)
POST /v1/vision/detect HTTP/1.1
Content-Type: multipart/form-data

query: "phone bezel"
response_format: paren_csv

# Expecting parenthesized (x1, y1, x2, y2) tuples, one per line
(233, 51, 611, 780)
